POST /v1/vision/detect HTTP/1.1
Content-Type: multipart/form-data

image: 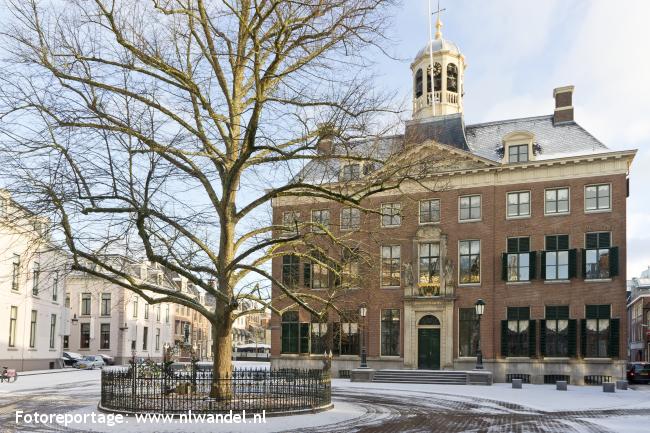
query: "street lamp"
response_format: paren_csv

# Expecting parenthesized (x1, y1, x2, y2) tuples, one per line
(474, 299, 486, 370)
(359, 305, 368, 368)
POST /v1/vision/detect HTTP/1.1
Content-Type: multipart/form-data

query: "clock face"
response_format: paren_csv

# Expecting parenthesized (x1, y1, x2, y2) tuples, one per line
(433, 63, 442, 74)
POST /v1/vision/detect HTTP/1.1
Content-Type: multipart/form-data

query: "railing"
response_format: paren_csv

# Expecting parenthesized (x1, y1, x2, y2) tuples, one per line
(100, 365, 331, 415)
(404, 281, 455, 299)
(446, 92, 458, 104)
(413, 91, 443, 112)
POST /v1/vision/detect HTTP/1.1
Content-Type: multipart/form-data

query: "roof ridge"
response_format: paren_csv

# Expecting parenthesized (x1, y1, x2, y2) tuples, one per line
(466, 114, 554, 128)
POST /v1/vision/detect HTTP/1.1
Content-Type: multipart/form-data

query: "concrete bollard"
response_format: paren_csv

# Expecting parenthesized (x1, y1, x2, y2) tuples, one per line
(616, 380, 628, 390)
(556, 380, 567, 391)
(603, 382, 616, 393)
(512, 378, 523, 389)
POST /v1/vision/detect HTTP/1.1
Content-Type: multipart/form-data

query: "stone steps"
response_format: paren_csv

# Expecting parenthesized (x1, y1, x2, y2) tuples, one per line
(372, 369, 469, 385)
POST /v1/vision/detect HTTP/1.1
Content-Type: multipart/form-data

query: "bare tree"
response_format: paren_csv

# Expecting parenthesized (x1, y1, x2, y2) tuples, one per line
(0, 0, 449, 397)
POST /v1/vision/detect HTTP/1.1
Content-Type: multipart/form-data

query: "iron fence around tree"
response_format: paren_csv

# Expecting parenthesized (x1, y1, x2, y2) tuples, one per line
(100, 364, 331, 415)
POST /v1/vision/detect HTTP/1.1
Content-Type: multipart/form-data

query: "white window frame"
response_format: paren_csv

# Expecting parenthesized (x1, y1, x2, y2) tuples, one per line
(544, 187, 570, 216)
(544, 234, 570, 281)
(584, 184, 611, 213)
(380, 245, 401, 287)
(458, 239, 481, 285)
(419, 199, 441, 225)
(506, 190, 531, 219)
(311, 209, 330, 233)
(340, 207, 361, 231)
(340, 163, 361, 182)
(281, 211, 300, 237)
(381, 202, 401, 228)
(458, 195, 482, 222)
(507, 143, 530, 163)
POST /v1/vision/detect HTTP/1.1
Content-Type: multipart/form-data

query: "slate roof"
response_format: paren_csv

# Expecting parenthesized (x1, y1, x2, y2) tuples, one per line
(292, 113, 612, 184)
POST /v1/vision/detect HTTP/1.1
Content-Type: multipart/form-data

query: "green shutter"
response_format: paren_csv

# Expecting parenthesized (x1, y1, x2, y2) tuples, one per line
(529, 251, 537, 280)
(303, 262, 311, 288)
(501, 320, 509, 357)
(501, 253, 508, 281)
(568, 319, 577, 358)
(581, 249, 587, 279)
(608, 318, 620, 358)
(609, 247, 619, 277)
(539, 319, 547, 357)
(540, 252, 546, 280)
(299, 323, 310, 353)
(580, 319, 587, 358)
(528, 320, 537, 358)
(568, 249, 577, 279)
(281, 323, 290, 353)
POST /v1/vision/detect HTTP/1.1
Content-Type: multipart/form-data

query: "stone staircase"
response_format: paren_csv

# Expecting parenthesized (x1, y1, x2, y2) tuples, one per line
(371, 369, 489, 385)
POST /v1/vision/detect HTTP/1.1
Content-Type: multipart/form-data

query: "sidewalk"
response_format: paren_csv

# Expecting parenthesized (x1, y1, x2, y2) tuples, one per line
(18, 367, 82, 376)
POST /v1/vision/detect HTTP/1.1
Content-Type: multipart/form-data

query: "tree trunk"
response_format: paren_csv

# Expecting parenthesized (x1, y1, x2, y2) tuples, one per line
(210, 318, 233, 399)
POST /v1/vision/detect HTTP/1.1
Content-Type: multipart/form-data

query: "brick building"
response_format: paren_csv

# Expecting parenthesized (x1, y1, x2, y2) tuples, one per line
(628, 267, 650, 362)
(270, 21, 636, 384)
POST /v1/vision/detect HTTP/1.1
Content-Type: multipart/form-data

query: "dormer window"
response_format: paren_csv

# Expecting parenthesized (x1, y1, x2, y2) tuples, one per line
(340, 163, 361, 182)
(509, 144, 529, 163)
(502, 131, 536, 164)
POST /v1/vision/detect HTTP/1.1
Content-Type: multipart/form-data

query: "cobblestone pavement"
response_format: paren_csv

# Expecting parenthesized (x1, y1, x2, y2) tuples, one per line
(1, 379, 649, 432)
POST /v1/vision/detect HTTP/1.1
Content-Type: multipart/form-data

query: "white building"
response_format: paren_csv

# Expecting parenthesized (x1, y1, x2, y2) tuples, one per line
(0, 190, 69, 371)
(65, 258, 175, 364)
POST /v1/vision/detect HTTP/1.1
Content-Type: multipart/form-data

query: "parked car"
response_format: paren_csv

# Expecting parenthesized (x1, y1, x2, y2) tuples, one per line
(627, 363, 650, 384)
(62, 352, 83, 367)
(98, 354, 115, 365)
(73, 355, 105, 370)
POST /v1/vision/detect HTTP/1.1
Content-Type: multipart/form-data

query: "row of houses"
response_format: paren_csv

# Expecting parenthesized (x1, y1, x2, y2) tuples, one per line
(0, 190, 270, 370)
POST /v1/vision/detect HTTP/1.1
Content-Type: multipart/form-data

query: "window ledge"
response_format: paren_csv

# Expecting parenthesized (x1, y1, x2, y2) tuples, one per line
(7, 348, 19, 351)
(458, 219, 482, 224)
(584, 209, 612, 214)
(585, 278, 612, 283)
(543, 357, 570, 361)
(505, 357, 531, 360)
(456, 356, 478, 361)
(381, 225, 401, 229)
(583, 357, 612, 362)
(381, 286, 401, 289)
(506, 215, 531, 220)
(458, 283, 481, 287)
(544, 280, 571, 284)
(544, 212, 570, 217)
(506, 281, 531, 286)
(419, 221, 441, 226)
(379, 356, 402, 359)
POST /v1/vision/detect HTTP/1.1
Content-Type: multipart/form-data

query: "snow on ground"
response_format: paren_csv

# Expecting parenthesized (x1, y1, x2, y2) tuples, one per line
(334, 379, 650, 412)
(578, 416, 650, 433)
(0, 369, 100, 394)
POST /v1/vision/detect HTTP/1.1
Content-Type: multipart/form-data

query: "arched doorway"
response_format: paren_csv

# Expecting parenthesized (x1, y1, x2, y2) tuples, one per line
(417, 315, 441, 370)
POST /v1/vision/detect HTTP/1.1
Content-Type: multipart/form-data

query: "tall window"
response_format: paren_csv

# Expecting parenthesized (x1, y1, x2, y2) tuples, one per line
(508, 144, 529, 163)
(281, 311, 299, 354)
(133, 295, 139, 318)
(11, 254, 20, 292)
(431, 62, 442, 92)
(506, 237, 531, 282)
(80, 323, 90, 349)
(281, 255, 299, 286)
(381, 309, 400, 356)
(29, 310, 37, 348)
(100, 323, 110, 350)
(447, 63, 458, 92)
(65, 292, 70, 308)
(419, 199, 440, 224)
(155, 328, 161, 351)
(311, 209, 330, 233)
(333, 311, 359, 355)
(47, 272, 58, 302)
(415, 68, 423, 97)
(507, 191, 531, 218)
(585, 232, 612, 279)
(585, 305, 611, 358)
(100, 293, 111, 316)
(381, 203, 401, 227)
(9, 306, 17, 348)
(308, 251, 330, 289)
(459, 195, 481, 221)
(143, 326, 149, 350)
(545, 306, 569, 357)
(310, 316, 328, 354)
(144, 303, 149, 319)
(81, 293, 91, 315)
(418, 243, 440, 289)
(545, 187, 569, 214)
(32, 262, 40, 296)
(381, 245, 401, 287)
(281, 211, 300, 237)
(341, 248, 360, 287)
(459, 240, 480, 284)
(585, 184, 611, 211)
(63, 335, 69, 349)
(506, 307, 530, 357)
(340, 163, 361, 181)
(340, 207, 361, 231)
(49, 314, 57, 349)
(545, 235, 569, 280)
(165, 304, 170, 324)
(156, 305, 161, 322)
(458, 308, 478, 357)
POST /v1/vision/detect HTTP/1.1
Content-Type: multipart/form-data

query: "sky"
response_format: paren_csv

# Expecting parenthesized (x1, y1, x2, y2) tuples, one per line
(372, 0, 650, 279)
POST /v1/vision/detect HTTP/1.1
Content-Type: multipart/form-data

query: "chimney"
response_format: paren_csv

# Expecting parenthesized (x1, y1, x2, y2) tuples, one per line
(315, 123, 336, 154)
(553, 85, 574, 124)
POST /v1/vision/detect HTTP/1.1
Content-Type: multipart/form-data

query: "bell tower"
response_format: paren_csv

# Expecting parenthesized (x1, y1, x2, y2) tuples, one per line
(411, 6, 466, 120)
